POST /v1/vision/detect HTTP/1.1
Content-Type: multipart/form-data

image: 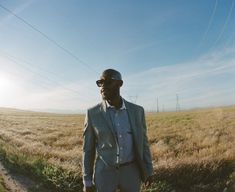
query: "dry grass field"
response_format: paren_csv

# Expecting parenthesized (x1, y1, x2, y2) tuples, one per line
(146, 107, 235, 191)
(0, 106, 234, 191)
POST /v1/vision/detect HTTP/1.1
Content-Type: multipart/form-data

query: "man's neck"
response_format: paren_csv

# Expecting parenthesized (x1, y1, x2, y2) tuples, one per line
(107, 96, 122, 109)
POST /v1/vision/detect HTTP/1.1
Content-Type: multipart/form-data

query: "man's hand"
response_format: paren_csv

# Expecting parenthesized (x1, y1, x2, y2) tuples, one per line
(83, 186, 95, 192)
(144, 175, 154, 188)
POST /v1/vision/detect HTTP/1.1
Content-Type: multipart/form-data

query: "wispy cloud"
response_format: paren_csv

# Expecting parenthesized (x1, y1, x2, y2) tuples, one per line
(123, 48, 235, 111)
(1, 46, 234, 112)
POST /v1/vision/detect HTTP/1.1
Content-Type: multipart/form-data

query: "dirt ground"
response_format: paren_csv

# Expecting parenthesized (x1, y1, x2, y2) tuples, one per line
(0, 161, 50, 192)
(0, 161, 27, 192)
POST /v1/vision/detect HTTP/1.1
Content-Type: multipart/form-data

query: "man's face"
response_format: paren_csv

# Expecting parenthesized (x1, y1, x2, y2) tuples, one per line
(97, 73, 122, 100)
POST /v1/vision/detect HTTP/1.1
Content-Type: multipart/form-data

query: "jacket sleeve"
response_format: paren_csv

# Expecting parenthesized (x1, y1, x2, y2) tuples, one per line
(141, 107, 154, 178)
(82, 110, 96, 185)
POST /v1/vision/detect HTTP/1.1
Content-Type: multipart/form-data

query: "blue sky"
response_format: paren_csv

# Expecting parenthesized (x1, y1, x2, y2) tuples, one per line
(0, 0, 235, 113)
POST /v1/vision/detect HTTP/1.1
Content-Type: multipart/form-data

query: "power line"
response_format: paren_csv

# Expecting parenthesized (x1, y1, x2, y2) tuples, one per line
(0, 51, 94, 102)
(0, 49, 97, 97)
(0, 3, 98, 74)
(224, 2, 235, 47)
(195, 0, 218, 52)
(210, 0, 234, 50)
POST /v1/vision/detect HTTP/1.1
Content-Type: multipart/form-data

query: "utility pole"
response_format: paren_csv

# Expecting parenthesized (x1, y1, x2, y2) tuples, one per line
(176, 94, 180, 112)
(157, 97, 159, 113)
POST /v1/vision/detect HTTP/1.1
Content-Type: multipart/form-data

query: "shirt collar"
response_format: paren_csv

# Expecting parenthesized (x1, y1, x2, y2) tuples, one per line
(105, 98, 126, 110)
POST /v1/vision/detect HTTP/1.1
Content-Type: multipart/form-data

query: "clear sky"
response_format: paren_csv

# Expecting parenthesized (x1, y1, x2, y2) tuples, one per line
(0, 0, 235, 113)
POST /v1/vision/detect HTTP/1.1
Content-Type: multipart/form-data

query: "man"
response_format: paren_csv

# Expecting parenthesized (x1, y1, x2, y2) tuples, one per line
(82, 69, 154, 192)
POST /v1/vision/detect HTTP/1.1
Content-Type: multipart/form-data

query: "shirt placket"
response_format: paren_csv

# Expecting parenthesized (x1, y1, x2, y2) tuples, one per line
(114, 110, 125, 164)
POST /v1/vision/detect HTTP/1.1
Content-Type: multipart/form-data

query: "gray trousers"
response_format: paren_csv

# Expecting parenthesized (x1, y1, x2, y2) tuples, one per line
(94, 162, 141, 192)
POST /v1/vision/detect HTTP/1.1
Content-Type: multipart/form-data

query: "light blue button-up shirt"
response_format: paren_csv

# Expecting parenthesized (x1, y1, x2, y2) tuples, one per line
(106, 99, 135, 164)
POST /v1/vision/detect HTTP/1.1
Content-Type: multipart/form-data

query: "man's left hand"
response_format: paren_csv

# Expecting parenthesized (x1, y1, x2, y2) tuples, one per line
(144, 175, 154, 187)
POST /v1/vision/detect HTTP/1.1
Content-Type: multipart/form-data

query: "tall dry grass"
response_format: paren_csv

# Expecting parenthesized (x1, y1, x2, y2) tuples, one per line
(147, 107, 235, 167)
(0, 106, 234, 191)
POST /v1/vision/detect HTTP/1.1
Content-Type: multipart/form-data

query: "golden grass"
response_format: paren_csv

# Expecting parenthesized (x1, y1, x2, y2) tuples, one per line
(147, 107, 235, 169)
(0, 109, 84, 173)
(0, 106, 234, 191)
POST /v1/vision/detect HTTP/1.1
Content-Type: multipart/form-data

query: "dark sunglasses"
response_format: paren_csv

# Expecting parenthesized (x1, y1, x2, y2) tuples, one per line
(96, 79, 121, 87)
(96, 79, 113, 87)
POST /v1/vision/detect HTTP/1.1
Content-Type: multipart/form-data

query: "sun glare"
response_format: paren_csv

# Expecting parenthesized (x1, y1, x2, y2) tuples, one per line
(0, 73, 14, 95)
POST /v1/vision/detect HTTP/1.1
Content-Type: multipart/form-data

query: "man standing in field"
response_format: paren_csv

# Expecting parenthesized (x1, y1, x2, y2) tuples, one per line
(82, 69, 154, 192)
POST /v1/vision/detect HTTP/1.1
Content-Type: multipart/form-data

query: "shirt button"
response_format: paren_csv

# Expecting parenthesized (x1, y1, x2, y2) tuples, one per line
(119, 135, 122, 138)
(120, 147, 123, 150)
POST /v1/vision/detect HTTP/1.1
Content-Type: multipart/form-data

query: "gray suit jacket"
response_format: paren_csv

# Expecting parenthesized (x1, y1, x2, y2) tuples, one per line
(82, 99, 153, 183)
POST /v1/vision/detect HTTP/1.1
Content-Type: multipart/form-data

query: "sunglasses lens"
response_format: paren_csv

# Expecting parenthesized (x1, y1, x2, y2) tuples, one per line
(96, 80, 103, 87)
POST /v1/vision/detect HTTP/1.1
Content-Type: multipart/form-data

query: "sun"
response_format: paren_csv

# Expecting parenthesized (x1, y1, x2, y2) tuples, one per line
(0, 72, 18, 107)
(0, 73, 14, 94)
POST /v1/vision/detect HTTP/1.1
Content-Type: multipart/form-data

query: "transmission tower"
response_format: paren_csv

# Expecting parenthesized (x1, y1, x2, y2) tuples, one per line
(157, 97, 159, 113)
(176, 94, 180, 112)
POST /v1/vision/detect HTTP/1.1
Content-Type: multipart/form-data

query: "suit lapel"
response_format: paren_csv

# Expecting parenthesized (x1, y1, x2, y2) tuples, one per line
(124, 100, 138, 141)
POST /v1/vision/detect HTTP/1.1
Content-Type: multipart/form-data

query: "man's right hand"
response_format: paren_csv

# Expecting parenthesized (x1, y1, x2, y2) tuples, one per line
(84, 186, 94, 192)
